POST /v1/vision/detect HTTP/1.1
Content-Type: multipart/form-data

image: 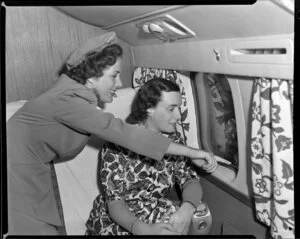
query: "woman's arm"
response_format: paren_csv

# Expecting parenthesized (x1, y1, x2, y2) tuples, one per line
(181, 179, 203, 209)
(166, 143, 207, 160)
(53, 88, 226, 164)
(169, 171, 203, 234)
(168, 180, 203, 234)
(107, 200, 145, 233)
(100, 144, 149, 234)
(167, 143, 204, 234)
(107, 200, 182, 235)
(167, 142, 231, 172)
(54, 89, 170, 160)
(99, 143, 182, 235)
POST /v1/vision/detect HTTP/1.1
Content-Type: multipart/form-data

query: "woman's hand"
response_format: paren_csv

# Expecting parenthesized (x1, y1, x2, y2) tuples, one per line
(168, 202, 195, 235)
(133, 221, 183, 235)
(191, 151, 231, 173)
(149, 223, 183, 235)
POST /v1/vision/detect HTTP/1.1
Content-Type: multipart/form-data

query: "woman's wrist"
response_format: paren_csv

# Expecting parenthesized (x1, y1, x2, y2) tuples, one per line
(131, 218, 139, 234)
(188, 147, 205, 159)
(131, 219, 148, 235)
(167, 143, 206, 160)
(181, 200, 197, 215)
(185, 146, 197, 158)
(182, 200, 196, 209)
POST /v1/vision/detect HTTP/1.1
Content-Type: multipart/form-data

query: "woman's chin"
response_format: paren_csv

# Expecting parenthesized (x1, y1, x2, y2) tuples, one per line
(102, 97, 113, 103)
(163, 127, 176, 134)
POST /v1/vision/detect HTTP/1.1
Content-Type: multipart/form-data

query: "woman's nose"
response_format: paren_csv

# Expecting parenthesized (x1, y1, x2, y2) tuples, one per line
(174, 108, 181, 120)
(115, 76, 123, 88)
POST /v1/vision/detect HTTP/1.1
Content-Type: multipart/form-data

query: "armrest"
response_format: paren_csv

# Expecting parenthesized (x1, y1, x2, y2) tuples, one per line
(189, 201, 212, 235)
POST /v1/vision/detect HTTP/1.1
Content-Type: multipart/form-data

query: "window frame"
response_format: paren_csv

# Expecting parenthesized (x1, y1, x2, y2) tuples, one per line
(193, 72, 251, 206)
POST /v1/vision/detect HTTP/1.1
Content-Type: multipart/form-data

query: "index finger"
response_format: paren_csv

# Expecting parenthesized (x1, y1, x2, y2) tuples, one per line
(215, 155, 231, 165)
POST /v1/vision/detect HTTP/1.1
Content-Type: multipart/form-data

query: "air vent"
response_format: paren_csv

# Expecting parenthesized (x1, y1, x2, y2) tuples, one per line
(136, 14, 196, 42)
(228, 39, 293, 65)
(230, 48, 287, 55)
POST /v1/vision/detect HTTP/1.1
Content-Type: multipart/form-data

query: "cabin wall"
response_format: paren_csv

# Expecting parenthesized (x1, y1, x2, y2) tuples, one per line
(132, 34, 294, 80)
(201, 178, 267, 238)
(5, 7, 134, 103)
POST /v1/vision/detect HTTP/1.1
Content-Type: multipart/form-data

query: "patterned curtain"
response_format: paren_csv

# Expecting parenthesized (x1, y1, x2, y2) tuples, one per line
(133, 67, 199, 149)
(250, 78, 294, 239)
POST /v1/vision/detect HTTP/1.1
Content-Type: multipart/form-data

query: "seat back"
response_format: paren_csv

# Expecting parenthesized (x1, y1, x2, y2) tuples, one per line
(6, 89, 136, 235)
(54, 87, 136, 235)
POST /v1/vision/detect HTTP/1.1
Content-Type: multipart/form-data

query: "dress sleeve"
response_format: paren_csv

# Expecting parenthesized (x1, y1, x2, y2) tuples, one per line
(100, 143, 128, 202)
(172, 136, 202, 206)
(173, 137, 200, 191)
(53, 90, 170, 160)
(174, 155, 200, 191)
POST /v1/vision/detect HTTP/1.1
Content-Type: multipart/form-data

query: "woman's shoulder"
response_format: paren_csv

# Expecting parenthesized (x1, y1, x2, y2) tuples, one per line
(103, 141, 138, 159)
(51, 75, 98, 105)
(103, 141, 127, 153)
(162, 132, 185, 145)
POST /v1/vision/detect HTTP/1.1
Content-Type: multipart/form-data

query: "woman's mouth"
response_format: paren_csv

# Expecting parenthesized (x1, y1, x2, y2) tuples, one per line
(110, 91, 117, 98)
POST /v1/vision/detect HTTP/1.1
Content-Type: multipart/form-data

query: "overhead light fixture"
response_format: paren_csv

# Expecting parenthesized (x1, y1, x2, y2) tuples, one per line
(136, 14, 196, 42)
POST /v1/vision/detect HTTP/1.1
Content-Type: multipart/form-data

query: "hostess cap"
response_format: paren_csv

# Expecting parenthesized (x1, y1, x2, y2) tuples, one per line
(66, 32, 118, 69)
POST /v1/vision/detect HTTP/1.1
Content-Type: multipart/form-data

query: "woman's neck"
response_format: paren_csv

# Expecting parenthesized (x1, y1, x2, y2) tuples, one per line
(141, 119, 159, 133)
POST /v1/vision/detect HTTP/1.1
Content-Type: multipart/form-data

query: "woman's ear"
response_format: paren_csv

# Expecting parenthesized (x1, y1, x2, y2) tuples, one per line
(147, 108, 154, 117)
(85, 78, 94, 88)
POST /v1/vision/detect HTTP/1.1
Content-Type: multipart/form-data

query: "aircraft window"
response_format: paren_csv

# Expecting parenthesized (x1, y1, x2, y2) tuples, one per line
(194, 73, 239, 173)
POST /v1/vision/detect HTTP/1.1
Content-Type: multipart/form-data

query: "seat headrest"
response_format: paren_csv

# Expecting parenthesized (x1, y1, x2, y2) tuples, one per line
(103, 87, 137, 121)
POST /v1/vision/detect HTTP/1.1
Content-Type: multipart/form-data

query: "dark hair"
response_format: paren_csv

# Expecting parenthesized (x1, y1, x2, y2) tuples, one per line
(63, 44, 123, 84)
(126, 77, 180, 125)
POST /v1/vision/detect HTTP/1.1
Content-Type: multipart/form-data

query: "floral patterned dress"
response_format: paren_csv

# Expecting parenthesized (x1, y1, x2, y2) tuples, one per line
(85, 134, 200, 235)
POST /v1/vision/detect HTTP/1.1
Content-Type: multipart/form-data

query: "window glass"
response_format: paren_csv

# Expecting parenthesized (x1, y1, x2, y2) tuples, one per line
(203, 73, 239, 172)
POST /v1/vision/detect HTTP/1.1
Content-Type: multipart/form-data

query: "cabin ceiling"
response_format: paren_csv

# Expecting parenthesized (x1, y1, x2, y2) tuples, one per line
(56, 1, 294, 46)
(56, 5, 174, 28)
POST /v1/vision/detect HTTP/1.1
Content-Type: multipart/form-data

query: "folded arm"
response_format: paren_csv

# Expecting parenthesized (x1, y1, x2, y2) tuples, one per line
(168, 179, 203, 234)
(101, 143, 182, 235)
(168, 148, 203, 234)
(107, 200, 182, 235)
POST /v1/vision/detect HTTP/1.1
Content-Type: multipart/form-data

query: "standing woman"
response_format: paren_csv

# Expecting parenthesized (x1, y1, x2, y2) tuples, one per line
(6, 32, 217, 235)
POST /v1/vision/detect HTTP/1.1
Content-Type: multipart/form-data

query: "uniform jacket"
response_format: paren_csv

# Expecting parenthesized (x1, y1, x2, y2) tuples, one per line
(6, 74, 170, 226)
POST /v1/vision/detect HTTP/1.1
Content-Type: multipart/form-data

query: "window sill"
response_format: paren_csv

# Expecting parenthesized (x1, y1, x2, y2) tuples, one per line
(200, 163, 252, 208)
(210, 163, 236, 182)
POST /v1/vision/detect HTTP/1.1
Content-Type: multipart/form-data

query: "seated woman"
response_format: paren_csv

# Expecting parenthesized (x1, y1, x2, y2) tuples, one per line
(86, 78, 210, 235)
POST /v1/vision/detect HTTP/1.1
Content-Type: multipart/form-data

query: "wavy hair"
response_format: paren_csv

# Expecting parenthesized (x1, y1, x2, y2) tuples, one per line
(126, 77, 180, 125)
(63, 44, 123, 85)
